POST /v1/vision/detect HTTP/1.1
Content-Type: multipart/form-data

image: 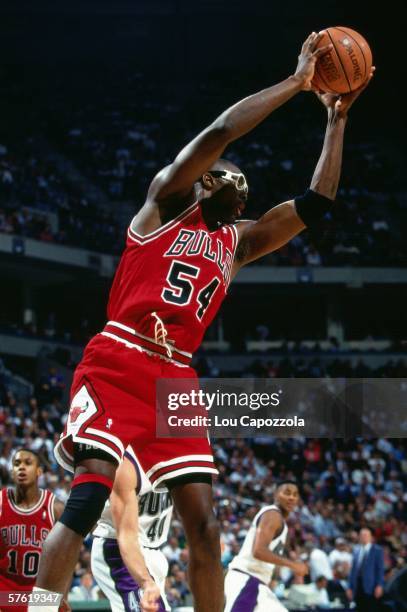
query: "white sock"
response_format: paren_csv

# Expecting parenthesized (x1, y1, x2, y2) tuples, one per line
(27, 587, 63, 612)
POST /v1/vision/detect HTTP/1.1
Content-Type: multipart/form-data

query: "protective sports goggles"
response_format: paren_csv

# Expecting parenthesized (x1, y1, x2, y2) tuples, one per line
(209, 170, 248, 200)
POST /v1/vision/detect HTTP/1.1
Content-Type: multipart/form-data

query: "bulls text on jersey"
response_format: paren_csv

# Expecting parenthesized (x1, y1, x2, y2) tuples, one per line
(164, 229, 234, 286)
(1, 525, 49, 548)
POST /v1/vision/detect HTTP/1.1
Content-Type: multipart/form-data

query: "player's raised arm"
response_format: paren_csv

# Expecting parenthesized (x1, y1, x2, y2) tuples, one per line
(110, 457, 160, 612)
(252, 509, 308, 575)
(147, 32, 331, 205)
(233, 68, 375, 268)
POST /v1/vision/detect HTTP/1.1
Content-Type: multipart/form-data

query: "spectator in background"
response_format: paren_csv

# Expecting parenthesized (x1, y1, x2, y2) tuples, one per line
(305, 244, 322, 266)
(170, 568, 190, 603)
(383, 566, 407, 612)
(313, 508, 340, 539)
(304, 440, 322, 467)
(307, 541, 333, 582)
(46, 367, 65, 401)
(69, 571, 101, 602)
(327, 562, 350, 607)
(310, 575, 331, 609)
(30, 429, 53, 457)
(162, 536, 182, 564)
(165, 581, 183, 609)
(348, 527, 384, 611)
(328, 537, 352, 571)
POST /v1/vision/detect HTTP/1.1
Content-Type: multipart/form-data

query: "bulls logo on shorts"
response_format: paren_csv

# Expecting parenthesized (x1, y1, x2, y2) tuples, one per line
(68, 385, 98, 434)
(70, 403, 89, 423)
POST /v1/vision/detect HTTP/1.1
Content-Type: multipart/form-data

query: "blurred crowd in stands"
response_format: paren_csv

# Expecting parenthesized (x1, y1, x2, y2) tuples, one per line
(0, 358, 406, 607)
(0, 142, 123, 254)
(2, 309, 406, 377)
(195, 355, 407, 379)
(1, 70, 406, 265)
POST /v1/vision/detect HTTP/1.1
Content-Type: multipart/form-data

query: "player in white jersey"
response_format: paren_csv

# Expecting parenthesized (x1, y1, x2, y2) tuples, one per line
(224, 481, 308, 611)
(91, 445, 173, 611)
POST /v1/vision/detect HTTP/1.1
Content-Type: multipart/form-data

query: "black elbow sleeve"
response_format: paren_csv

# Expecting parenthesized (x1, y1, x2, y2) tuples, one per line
(294, 189, 334, 228)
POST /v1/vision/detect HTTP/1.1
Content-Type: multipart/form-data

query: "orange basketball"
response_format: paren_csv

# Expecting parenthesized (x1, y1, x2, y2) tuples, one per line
(312, 26, 372, 94)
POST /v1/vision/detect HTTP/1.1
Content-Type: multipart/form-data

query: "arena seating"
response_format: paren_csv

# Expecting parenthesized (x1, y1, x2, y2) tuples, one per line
(1, 73, 406, 265)
(0, 362, 405, 608)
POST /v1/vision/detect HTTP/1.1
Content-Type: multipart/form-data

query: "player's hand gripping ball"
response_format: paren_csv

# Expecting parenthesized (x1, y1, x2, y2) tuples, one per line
(312, 26, 372, 94)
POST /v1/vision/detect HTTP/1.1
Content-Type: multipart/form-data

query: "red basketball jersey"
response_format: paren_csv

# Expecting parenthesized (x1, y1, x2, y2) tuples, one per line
(0, 487, 55, 590)
(107, 202, 238, 354)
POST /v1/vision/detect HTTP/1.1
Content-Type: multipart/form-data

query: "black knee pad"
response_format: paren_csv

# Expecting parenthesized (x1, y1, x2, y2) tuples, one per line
(59, 479, 111, 536)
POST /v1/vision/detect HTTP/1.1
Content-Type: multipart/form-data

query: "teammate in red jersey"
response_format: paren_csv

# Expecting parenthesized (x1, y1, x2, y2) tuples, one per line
(33, 33, 374, 612)
(0, 449, 65, 611)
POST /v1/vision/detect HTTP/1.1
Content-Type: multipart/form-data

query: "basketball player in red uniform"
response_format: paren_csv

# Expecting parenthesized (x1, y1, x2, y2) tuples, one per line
(0, 449, 65, 611)
(32, 33, 374, 612)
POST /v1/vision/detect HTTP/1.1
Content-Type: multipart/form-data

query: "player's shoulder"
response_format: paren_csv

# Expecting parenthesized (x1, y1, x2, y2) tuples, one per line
(0, 488, 17, 519)
(0, 487, 5, 517)
(128, 198, 199, 244)
(231, 220, 256, 257)
(0, 486, 12, 502)
(146, 164, 173, 200)
(124, 444, 141, 469)
(233, 219, 255, 233)
(44, 488, 57, 505)
(124, 445, 151, 495)
(256, 505, 283, 524)
(51, 495, 65, 522)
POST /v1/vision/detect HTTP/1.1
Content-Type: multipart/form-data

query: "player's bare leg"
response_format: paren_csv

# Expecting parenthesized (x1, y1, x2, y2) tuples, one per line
(170, 481, 223, 612)
(34, 522, 83, 593)
(34, 458, 117, 594)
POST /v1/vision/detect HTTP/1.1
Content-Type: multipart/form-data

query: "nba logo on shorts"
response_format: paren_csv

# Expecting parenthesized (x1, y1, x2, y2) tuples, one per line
(68, 385, 97, 434)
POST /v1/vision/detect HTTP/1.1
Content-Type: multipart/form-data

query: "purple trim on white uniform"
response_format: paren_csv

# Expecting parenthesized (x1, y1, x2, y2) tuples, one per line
(124, 450, 142, 495)
(230, 569, 260, 611)
(254, 506, 283, 527)
(103, 538, 166, 611)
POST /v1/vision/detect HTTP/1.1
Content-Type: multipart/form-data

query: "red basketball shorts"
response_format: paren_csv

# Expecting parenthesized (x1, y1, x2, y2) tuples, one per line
(54, 332, 217, 489)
